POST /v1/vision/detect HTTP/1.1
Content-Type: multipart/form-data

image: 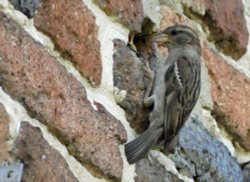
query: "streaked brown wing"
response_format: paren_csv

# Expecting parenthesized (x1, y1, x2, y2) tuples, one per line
(163, 55, 201, 145)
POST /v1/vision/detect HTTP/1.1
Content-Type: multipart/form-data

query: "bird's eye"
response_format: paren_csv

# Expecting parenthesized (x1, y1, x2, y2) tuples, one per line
(171, 30, 177, 36)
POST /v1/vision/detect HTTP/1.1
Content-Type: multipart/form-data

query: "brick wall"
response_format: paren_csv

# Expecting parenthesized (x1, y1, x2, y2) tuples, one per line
(0, 0, 250, 181)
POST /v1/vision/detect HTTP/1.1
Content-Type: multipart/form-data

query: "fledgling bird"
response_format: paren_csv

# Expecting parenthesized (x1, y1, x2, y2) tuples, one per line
(125, 25, 202, 164)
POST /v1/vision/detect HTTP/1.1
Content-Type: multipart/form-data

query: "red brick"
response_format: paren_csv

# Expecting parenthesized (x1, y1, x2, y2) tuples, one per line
(0, 13, 126, 179)
(13, 122, 79, 182)
(94, 0, 144, 32)
(186, 0, 249, 60)
(34, 0, 102, 86)
(203, 43, 250, 150)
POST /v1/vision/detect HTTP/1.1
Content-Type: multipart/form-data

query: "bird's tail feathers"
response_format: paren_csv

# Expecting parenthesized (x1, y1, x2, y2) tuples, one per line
(125, 125, 162, 164)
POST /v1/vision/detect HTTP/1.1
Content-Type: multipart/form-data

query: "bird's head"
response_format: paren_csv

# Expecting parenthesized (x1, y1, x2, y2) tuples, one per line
(154, 25, 201, 54)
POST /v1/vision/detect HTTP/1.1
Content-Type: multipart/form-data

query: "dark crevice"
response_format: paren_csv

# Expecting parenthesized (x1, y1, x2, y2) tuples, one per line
(128, 17, 156, 58)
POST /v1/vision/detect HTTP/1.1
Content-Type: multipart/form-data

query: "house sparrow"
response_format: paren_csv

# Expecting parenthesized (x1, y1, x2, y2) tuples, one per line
(125, 25, 202, 164)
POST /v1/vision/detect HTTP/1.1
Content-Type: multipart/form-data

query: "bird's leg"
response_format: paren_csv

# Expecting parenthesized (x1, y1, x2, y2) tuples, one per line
(163, 134, 179, 154)
(143, 61, 155, 107)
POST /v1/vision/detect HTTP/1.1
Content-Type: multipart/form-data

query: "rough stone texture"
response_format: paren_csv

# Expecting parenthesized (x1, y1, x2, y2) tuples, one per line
(202, 43, 250, 151)
(113, 39, 151, 133)
(94, 0, 144, 32)
(9, 0, 41, 18)
(0, 103, 9, 164)
(171, 118, 243, 182)
(13, 121, 79, 182)
(0, 13, 126, 180)
(184, 0, 249, 60)
(160, 5, 188, 31)
(34, 0, 102, 86)
(135, 157, 183, 182)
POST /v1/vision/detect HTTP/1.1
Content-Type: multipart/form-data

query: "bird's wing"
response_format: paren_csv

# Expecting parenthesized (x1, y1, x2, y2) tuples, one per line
(163, 55, 201, 145)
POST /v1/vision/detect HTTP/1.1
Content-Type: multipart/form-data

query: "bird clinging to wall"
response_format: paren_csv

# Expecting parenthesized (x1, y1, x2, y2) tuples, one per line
(125, 25, 202, 164)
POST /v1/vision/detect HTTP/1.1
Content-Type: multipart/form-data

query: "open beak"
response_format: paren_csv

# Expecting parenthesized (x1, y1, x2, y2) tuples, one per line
(154, 33, 171, 44)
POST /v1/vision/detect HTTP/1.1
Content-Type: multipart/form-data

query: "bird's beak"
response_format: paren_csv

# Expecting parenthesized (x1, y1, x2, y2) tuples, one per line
(154, 33, 171, 44)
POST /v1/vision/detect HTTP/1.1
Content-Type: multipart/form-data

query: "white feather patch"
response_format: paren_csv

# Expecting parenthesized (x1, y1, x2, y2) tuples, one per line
(174, 61, 183, 88)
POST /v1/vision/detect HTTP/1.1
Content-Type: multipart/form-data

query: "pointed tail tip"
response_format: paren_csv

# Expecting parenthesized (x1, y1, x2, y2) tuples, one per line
(125, 143, 142, 164)
(124, 126, 160, 164)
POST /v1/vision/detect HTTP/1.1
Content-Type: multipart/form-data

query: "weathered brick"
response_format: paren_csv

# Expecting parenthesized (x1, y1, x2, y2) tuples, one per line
(160, 5, 188, 30)
(13, 121, 79, 182)
(94, 0, 144, 32)
(185, 0, 249, 60)
(113, 39, 150, 133)
(34, 0, 102, 85)
(203, 43, 250, 150)
(135, 157, 184, 182)
(0, 13, 126, 180)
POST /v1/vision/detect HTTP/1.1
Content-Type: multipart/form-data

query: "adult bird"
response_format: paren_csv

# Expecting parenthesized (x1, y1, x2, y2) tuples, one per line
(125, 25, 202, 164)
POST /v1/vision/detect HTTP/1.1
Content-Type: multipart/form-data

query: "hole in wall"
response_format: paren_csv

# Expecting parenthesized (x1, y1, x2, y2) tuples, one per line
(128, 18, 157, 57)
